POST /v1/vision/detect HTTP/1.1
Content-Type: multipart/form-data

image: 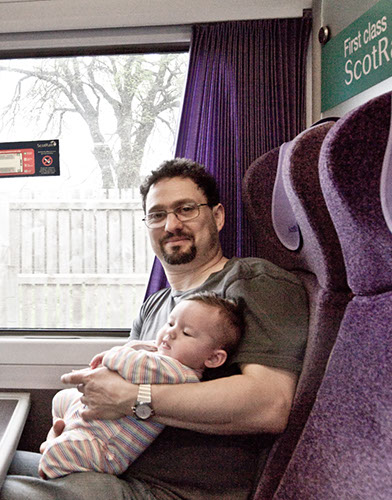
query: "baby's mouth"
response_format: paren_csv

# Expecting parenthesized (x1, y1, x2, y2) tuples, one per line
(160, 340, 171, 350)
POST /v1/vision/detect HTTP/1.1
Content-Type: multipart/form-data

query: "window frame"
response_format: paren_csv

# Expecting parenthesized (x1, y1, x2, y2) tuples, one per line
(0, 24, 191, 59)
(0, 26, 190, 363)
(0, 9, 311, 384)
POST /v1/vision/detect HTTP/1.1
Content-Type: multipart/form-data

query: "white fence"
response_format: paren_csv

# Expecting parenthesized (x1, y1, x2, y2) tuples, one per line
(0, 189, 154, 329)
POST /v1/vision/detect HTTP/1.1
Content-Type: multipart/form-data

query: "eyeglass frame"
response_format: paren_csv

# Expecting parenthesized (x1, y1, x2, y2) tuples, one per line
(142, 202, 210, 228)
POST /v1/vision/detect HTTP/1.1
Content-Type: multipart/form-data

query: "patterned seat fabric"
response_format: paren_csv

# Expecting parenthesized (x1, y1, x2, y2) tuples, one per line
(274, 91, 392, 500)
(243, 120, 350, 500)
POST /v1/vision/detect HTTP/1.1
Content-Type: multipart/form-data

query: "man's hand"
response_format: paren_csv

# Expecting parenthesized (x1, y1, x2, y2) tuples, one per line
(39, 418, 66, 454)
(61, 366, 137, 421)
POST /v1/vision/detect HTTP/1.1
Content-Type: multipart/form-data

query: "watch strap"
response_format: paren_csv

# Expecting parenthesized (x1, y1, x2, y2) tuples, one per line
(137, 384, 152, 404)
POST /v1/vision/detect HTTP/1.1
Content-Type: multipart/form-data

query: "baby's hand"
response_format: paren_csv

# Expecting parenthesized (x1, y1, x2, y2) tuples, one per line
(39, 417, 66, 457)
(38, 466, 47, 480)
(89, 350, 108, 369)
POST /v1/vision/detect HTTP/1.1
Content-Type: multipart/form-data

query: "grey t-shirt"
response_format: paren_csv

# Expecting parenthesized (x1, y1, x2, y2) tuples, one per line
(125, 257, 308, 499)
(131, 257, 308, 373)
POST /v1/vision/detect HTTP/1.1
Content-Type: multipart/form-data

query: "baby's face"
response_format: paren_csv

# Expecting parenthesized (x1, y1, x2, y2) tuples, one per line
(156, 300, 222, 371)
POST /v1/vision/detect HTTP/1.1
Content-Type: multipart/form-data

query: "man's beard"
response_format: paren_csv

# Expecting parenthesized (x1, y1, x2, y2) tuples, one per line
(159, 233, 197, 265)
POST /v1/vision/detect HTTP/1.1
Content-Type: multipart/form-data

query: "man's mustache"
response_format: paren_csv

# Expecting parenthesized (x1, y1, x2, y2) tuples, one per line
(160, 231, 194, 245)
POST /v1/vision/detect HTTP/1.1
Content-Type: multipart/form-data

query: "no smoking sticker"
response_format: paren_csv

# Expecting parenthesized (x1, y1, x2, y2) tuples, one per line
(42, 155, 53, 166)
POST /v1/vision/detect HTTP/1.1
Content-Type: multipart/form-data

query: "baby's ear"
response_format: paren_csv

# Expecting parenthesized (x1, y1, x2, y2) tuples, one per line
(204, 349, 227, 369)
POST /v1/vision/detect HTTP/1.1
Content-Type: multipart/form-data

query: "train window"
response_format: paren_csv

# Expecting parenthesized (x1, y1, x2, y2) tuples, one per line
(0, 51, 188, 331)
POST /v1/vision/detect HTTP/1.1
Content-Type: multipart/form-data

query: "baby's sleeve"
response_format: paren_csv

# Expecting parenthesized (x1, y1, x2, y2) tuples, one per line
(52, 388, 81, 419)
(103, 347, 200, 384)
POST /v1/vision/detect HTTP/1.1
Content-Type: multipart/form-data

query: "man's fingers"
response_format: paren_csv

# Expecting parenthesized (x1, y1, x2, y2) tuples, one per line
(80, 406, 125, 421)
(61, 369, 88, 385)
(80, 408, 97, 421)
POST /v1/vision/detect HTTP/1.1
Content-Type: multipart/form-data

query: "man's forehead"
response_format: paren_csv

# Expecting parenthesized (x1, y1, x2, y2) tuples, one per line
(146, 177, 205, 207)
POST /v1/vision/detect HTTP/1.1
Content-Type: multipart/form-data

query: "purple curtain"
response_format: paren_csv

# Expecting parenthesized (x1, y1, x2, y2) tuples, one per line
(145, 15, 312, 296)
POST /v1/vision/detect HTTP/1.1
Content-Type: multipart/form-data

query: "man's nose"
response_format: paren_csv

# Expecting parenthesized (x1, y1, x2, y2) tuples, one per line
(164, 212, 183, 232)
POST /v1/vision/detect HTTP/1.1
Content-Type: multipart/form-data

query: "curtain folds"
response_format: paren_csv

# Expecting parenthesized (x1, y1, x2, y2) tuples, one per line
(145, 15, 312, 296)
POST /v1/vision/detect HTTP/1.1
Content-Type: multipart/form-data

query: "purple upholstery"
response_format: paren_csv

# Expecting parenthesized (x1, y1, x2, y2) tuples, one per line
(243, 122, 351, 500)
(243, 122, 347, 289)
(319, 91, 392, 295)
(381, 98, 392, 233)
(243, 146, 288, 266)
(271, 142, 301, 251)
(274, 91, 392, 499)
(275, 295, 392, 499)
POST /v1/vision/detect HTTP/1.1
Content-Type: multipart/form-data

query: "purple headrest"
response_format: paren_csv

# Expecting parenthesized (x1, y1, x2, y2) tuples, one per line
(380, 98, 392, 233)
(243, 121, 347, 289)
(272, 141, 302, 251)
(243, 146, 294, 269)
(319, 91, 392, 295)
(281, 122, 347, 289)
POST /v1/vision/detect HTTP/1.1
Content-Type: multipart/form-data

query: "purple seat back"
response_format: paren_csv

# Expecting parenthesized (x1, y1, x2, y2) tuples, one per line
(243, 122, 350, 499)
(319, 91, 392, 295)
(243, 122, 347, 288)
(274, 91, 392, 499)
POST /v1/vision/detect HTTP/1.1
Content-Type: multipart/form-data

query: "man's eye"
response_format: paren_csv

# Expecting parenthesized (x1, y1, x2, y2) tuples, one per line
(178, 205, 196, 215)
(148, 212, 166, 222)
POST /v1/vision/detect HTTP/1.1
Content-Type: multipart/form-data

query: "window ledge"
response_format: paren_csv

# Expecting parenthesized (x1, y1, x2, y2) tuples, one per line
(0, 336, 127, 389)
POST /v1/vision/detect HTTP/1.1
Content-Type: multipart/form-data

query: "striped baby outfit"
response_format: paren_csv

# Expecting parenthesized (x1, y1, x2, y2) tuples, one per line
(39, 345, 200, 478)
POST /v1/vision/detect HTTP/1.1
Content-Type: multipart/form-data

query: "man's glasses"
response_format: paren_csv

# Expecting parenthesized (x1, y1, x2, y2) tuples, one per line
(143, 203, 209, 228)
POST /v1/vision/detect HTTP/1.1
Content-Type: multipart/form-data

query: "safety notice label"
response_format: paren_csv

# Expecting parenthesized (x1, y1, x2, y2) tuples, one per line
(0, 140, 59, 178)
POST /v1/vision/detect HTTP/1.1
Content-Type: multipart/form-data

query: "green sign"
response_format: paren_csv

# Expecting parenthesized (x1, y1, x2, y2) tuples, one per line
(321, 0, 392, 112)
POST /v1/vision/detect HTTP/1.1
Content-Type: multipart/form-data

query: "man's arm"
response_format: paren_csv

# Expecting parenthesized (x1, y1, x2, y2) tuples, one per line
(61, 363, 297, 435)
(151, 363, 297, 434)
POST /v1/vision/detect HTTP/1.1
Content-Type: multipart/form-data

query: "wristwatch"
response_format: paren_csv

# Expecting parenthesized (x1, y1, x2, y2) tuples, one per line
(132, 384, 155, 420)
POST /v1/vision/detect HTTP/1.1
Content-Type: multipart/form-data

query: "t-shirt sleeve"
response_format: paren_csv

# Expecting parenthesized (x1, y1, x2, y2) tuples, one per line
(130, 313, 143, 340)
(129, 301, 147, 340)
(226, 267, 308, 373)
(130, 287, 172, 342)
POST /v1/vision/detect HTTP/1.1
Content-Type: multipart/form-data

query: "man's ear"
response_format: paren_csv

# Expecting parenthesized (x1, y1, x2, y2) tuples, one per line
(212, 203, 225, 232)
(204, 349, 227, 369)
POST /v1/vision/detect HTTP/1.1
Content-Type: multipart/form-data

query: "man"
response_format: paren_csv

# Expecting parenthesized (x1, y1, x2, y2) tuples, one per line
(0, 158, 308, 500)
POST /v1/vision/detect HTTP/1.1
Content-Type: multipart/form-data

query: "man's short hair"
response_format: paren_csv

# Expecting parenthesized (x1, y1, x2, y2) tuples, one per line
(184, 291, 244, 357)
(140, 158, 220, 212)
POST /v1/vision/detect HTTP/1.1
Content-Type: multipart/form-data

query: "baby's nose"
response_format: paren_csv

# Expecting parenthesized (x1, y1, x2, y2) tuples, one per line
(165, 330, 176, 340)
(167, 328, 176, 339)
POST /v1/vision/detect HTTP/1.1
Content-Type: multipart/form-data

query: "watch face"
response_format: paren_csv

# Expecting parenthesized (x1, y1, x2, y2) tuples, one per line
(135, 402, 153, 420)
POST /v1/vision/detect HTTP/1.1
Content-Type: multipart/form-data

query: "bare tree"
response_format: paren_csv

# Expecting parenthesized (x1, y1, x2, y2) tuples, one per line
(0, 53, 187, 188)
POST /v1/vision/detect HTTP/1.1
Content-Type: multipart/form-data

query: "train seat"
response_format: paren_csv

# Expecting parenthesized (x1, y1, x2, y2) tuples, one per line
(243, 121, 351, 499)
(274, 90, 392, 499)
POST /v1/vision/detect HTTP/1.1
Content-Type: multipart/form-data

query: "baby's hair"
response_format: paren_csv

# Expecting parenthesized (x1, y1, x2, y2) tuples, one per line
(184, 291, 244, 357)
